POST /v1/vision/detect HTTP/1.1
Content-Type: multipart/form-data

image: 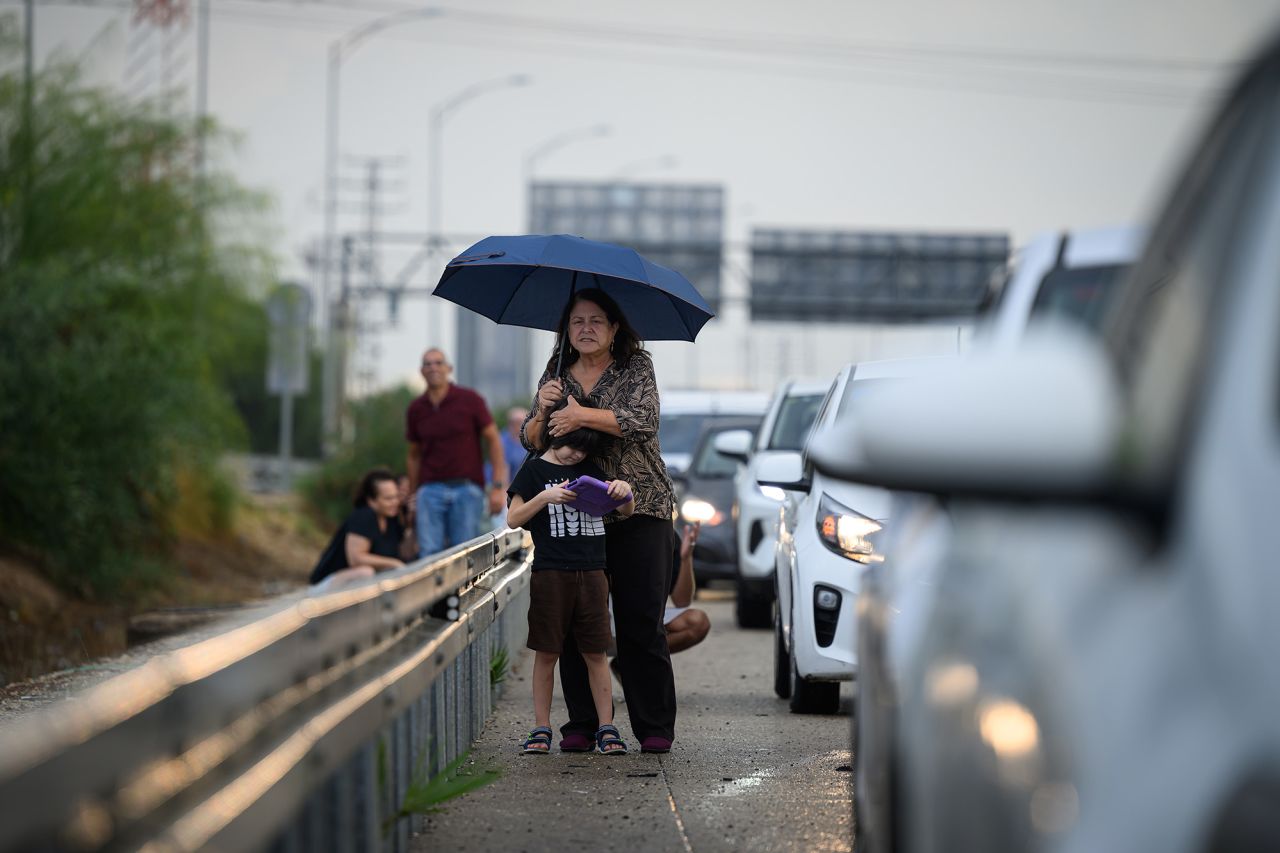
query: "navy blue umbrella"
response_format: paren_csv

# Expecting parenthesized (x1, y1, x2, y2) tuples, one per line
(434, 235, 715, 357)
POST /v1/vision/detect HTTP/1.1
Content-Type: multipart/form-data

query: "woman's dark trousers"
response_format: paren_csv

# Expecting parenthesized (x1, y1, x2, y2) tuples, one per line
(558, 513, 677, 741)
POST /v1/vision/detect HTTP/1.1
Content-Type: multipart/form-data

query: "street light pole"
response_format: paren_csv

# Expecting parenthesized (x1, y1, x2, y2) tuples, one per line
(320, 7, 442, 454)
(424, 73, 530, 343)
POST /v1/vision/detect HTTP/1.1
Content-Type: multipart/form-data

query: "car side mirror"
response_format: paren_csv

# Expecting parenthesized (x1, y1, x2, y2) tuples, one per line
(713, 429, 753, 464)
(755, 451, 809, 493)
(809, 325, 1121, 499)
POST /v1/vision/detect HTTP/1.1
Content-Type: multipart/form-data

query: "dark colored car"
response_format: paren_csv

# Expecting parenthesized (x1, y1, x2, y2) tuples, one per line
(669, 417, 761, 582)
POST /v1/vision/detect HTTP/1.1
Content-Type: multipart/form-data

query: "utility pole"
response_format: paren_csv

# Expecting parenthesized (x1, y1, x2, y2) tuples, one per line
(319, 155, 406, 439)
(350, 155, 408, 292)
(22, 0, 33, 234)
(330, 235, 354, 445)
(194, 0, 209, 177)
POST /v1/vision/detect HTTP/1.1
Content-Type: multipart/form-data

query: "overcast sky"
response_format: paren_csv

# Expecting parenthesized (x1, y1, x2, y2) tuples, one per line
(29, 0, 1280, 387)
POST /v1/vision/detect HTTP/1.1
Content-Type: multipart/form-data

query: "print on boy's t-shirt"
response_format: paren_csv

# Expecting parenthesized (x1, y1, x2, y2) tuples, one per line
(507, 456, 612, 572)
(547, 495, 606, 539)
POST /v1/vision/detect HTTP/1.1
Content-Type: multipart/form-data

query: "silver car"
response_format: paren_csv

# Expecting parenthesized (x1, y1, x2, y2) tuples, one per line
(843, 225, 1145, 853)
(813, 31, 1280, 853)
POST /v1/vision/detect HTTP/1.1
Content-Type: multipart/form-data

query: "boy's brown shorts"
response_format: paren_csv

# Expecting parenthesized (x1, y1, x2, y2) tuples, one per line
(527, 569, 612, 654)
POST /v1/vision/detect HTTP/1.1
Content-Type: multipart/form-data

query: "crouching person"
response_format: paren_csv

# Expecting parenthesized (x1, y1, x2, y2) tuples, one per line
(310, 469, 410, 591)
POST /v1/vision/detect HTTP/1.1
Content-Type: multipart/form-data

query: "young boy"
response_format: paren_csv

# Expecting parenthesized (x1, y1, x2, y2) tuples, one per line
(506, 397, 635, 756)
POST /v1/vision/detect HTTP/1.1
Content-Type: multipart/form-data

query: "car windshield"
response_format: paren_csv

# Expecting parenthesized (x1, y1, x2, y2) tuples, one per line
(692, 426, 757, 478)
(767, 393, 825, 450)
(1030, 263, 1129, 332)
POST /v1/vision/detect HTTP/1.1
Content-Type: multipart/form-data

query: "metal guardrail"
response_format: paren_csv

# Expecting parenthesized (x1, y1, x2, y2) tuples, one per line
(0, 529, 533, 853)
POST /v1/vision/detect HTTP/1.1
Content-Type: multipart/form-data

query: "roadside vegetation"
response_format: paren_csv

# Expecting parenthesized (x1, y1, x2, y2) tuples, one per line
(0, 16, 321, 602)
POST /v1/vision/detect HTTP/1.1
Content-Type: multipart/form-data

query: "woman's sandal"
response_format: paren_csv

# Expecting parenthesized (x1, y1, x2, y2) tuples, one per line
(559, 733, 593, 753)
(522, 726, 553, 754)
(595, 724, 629, 756)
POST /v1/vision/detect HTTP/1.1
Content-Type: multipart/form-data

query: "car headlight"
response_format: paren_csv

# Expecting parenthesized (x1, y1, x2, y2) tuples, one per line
(756, 484, 787, 502)
(681, 497, 723, 526)
(816, 493, 884, 563)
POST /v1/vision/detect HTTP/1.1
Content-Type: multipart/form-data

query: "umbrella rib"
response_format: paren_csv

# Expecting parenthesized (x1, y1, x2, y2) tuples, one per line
(496, 264, 542, 325)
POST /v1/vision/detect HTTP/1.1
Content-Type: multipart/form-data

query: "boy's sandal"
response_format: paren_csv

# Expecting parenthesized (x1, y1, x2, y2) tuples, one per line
(595, 724, 628, 755)
(522, 726, 553, 754)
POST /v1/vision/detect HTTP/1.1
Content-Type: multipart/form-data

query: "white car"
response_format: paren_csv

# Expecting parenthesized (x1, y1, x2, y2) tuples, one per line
(658, 389, 770, 475)
(714, 379, 829, 628)
(757, 358, 945, 714)
(979, 225, 1144, 352)
(811, 29, 1280, 852)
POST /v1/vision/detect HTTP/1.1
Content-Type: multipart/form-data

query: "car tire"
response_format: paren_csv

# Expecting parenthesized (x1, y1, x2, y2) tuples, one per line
(773, 600, 792, 699)
(736, 577, 773, 629)
(790, 653, 840, 715)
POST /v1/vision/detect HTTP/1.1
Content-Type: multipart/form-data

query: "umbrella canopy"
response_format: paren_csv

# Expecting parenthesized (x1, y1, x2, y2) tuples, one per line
(433, 234, 715, 342)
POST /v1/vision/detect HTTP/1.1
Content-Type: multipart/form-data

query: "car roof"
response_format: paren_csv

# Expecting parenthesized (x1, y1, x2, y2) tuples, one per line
(694, 415, 761, 439)
(660, 389, 771, 415)
(778, 379, 832, 397)
(843, 356, 953, 382)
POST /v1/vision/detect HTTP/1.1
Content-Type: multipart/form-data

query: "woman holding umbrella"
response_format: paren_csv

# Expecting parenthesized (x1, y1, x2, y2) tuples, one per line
(521, 288, 678, 754)
(435, 233, 714, 753)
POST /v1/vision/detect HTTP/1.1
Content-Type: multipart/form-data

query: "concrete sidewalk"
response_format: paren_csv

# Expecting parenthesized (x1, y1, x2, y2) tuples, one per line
(412, 597, 853, 853)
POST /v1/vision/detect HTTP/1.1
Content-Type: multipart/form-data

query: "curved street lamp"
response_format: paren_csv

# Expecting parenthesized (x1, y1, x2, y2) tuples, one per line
(381, 74, 530, 343)
(427, 74, 532, 259)
(320, 8, 443, 449)
(522, 123, 612, 227)
(523, 123, 612, 183)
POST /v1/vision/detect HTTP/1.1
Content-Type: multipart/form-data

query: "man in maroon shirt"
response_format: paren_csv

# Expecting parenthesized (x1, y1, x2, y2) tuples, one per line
(406, 348, 508, 557)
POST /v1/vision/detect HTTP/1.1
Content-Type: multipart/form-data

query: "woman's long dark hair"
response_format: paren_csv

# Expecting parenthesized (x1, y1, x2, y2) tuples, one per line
(353, 468, 397, 508)
(543, 287, 644, 377)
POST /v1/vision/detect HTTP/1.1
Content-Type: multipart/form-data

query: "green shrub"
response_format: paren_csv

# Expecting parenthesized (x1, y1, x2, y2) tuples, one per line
(299, 386, 417, 528)
(0, 18, 275, 597)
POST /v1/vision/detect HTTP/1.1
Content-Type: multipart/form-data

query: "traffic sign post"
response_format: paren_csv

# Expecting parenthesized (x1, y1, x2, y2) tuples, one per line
(266, 283, 312, 490)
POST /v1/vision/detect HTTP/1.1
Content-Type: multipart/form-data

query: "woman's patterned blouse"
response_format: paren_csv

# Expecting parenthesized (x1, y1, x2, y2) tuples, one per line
(520, 350, 675, 522)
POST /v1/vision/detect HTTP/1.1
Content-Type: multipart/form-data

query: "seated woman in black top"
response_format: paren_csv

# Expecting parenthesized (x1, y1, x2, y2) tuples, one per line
(310, 468, 410, 591)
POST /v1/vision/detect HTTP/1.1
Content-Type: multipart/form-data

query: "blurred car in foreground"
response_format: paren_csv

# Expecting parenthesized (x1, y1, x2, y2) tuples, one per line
(841, 223, 1144, 853)
(758, 358, 944, 714)
(812, 32, 1280, 853)
(714, 379, 829, 628)
(658, 389, 770, 475)
(671, 417, 762, 582)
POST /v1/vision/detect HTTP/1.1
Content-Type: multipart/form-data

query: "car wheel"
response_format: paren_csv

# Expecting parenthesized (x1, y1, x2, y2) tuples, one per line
(790, 652, 840, 714)
(735, 577, 773, 629)
(773, 599, 792, 699)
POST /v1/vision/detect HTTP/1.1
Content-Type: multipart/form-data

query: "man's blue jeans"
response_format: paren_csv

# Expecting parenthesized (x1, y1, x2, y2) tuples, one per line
(416, 481, 485, 558)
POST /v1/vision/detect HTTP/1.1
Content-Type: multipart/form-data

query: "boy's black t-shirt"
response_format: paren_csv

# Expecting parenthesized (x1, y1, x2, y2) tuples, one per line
(310, 505, 404, 584)
(508, 456, 610, 572)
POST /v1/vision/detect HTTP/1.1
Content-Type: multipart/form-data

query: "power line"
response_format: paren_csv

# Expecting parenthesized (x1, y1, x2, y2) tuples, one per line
(15, 0, 1237, 108)
(224, 0, 1235, 74)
